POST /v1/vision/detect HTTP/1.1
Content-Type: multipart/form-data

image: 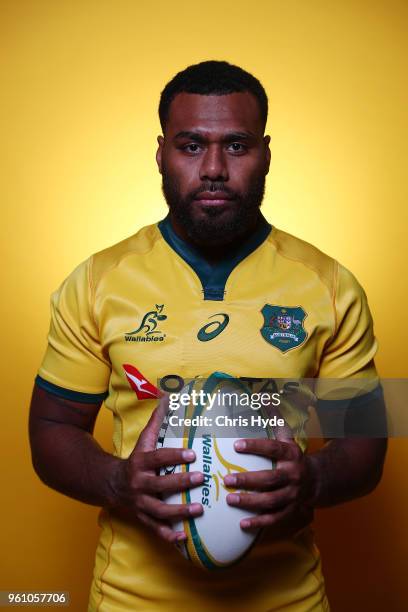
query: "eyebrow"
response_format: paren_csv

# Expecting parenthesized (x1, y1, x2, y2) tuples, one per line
(173, 130, 255, 143)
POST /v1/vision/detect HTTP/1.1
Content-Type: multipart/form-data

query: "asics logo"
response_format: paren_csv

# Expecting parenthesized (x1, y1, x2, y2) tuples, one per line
(197, 314, 229, 342)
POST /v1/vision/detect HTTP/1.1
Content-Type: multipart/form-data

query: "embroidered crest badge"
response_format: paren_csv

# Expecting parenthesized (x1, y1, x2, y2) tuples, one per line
(260, 305, 308, 353)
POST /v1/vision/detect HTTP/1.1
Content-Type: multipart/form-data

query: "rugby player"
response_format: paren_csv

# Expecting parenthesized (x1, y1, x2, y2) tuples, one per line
(29, 60, 387, 611)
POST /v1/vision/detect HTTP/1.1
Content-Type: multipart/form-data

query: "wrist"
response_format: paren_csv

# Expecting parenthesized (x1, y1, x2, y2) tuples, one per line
(106, 455, 128, 509)
(304, 454, 322, 508)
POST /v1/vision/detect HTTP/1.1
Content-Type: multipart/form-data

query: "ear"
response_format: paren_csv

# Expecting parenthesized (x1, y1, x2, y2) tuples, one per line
(156, 135, 164, 174)
(263, 135, 271, 175)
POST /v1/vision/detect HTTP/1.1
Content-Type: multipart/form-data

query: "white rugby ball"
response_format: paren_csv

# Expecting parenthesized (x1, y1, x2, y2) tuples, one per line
(157, 372, 275, 569)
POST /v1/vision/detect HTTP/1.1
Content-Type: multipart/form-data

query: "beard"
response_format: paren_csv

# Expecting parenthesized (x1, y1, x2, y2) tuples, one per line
(161, 166, 266, 247)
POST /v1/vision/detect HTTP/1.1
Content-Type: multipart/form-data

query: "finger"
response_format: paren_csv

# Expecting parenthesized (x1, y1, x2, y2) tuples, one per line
(260, 399, 294, 441)
(140, 494, 203, 522)
(111, 506, 189, 544)
(281, 382, 316, 416)
(136, 510, 186, 544)
(239, 506, 292, 530)
(137, 393, 170, 451)
(226, 487, 293, 512)
(140, 447, 196, 471)
(264, 382, 316, 441)
(240, 503, 313, 531)
(223, 469, 288, 491)
(234, 438, 301, 461)
(274, 396, 306, 441)
(148, 471, 204, 494)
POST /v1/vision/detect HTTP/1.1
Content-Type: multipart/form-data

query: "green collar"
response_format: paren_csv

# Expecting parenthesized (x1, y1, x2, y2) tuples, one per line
(158, 214, 272, 301)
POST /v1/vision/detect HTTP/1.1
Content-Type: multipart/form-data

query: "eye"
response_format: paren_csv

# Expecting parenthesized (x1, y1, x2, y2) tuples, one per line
(227, 143, 247, 153)
(181, 143, 202, 154)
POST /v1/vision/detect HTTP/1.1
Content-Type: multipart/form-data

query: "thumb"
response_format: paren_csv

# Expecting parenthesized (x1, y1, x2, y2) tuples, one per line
(137, 392, 170, 452)
(261, 396, 294, 442)
(267, 382, 315, 442)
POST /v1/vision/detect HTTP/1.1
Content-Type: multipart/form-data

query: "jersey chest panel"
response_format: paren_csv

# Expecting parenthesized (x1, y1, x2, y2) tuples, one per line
(97, 244, 334, 456)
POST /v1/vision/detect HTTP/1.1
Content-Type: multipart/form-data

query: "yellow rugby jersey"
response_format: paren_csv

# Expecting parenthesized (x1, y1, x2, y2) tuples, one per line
(36, 214, 378, 612)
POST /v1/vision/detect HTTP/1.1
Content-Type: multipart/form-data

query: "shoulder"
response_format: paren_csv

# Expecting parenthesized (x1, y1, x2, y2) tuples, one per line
(89, 222, 162, 287)
(267, 225, 339, 294)
(268, 225, 367, 305)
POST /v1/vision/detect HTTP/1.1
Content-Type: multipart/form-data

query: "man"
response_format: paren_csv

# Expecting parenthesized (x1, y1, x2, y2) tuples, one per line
(29, 60, 387, 611)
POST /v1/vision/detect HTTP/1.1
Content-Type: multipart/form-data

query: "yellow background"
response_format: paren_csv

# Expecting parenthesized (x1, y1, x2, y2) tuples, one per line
(1, 0, 407, 609)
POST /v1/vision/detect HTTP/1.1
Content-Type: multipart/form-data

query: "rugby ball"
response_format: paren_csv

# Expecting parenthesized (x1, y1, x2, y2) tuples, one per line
(157, 372, 275, 569)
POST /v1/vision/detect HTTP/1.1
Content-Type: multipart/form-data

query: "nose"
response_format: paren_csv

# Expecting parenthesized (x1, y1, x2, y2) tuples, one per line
(199, 144, 229, 182)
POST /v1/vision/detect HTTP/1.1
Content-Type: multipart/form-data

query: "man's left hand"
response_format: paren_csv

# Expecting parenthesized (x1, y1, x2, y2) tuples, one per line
(224, 437, 315, 538)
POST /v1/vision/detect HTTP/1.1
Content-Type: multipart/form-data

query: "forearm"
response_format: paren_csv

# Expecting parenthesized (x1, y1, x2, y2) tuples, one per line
(306, 437, 387, 508)
(30, 421, 124, 508)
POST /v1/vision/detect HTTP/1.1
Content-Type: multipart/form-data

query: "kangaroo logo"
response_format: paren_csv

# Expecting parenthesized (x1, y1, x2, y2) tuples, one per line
(125, 304, 167, 343)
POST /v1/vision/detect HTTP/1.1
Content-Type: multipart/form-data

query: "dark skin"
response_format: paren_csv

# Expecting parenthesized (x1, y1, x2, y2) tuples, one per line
(29, 91, 387, 543)
(156, 92, 271, 261)
(29, 387, 203, 544)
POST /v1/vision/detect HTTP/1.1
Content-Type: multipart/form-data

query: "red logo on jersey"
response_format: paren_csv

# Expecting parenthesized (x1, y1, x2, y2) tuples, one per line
(123, 364, 160, 400)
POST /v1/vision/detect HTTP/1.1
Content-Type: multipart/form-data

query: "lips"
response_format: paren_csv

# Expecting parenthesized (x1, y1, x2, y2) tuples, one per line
(194, 192, 234, 205)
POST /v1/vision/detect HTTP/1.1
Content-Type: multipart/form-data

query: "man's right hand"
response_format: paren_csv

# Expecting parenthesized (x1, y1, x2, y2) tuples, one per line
(112, 394, 204, 544)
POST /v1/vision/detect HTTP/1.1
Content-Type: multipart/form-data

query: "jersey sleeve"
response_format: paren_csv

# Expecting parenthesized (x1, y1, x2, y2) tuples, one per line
(36, 257, 111, 402)
(314, 264, 385, 435)
(315, 263, 380, 401)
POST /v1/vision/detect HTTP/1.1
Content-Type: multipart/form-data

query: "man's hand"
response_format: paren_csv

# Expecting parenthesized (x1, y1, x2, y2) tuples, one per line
(224, 387, 388, 535)
(224, 432, 314, 538)
(112, 394, 204, 544)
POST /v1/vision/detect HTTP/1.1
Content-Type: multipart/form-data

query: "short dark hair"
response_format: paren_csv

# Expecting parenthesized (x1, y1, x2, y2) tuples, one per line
(158, 60, 268, 132)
